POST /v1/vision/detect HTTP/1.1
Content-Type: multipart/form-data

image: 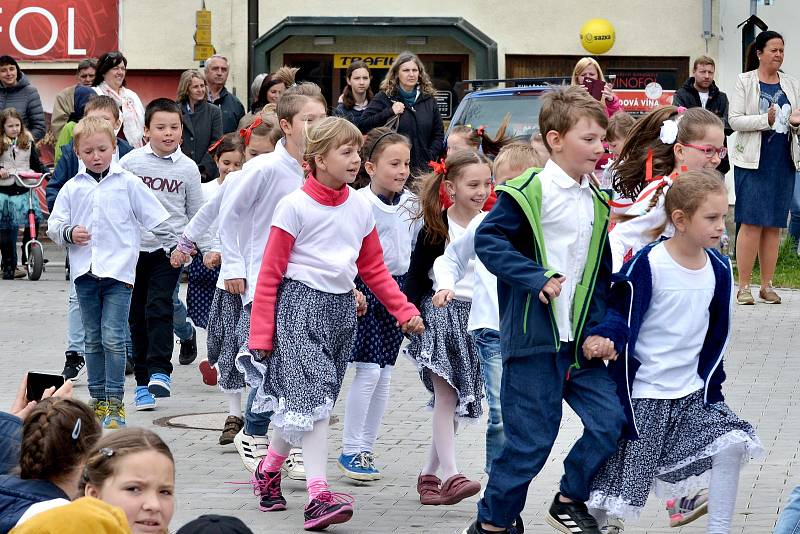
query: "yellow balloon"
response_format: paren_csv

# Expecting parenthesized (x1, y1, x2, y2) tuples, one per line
(580, 18, 616, 55)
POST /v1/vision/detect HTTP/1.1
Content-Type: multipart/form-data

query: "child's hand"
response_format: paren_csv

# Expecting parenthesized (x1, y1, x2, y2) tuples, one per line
(582, 335, 617, 360)
(353, 289, 367, 317)
(203, 252, 221, 269)
(71, 225, 91, 245)
(225, 278, 246, 294)
(170, 249, 188, 268)
(432, 289, 455, 308)
(539, 275, 565, 304)
(400, 315, 425, 334)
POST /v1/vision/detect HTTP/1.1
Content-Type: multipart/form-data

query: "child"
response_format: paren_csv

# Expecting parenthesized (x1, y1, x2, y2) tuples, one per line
(48, 117, 179, 428)
(119, 98, 204, 408)
(530, 133, 550, 167)
(53, 85, 95, 165)
(0, 397, 101, 530)
(404, 149, 492, 506)
(609, 106, 725, 271)
(431, 144, 540, 476)
(465, 85, 625, 534)
(46, 95, 135, 382)
(337, 127, 418, 481)
(82, 428, 176, 534)
(241, 117, 423, 529)
(587, 170, 763, 533)
(0, 108, 48, 280)
(446, 117, 511, 158)
(600, 111, 635, 193)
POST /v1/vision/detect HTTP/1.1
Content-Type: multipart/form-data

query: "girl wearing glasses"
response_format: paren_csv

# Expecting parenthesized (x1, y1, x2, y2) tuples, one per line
(608, 106, 726, 271)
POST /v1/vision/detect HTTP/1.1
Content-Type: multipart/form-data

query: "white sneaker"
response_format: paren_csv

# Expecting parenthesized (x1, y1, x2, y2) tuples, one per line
(282, 448, 306, 480)
(233, 429, 269, 473)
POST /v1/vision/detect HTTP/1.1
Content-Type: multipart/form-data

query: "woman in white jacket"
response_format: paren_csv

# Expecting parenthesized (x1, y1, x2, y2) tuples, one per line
(729, 30, 800, 305)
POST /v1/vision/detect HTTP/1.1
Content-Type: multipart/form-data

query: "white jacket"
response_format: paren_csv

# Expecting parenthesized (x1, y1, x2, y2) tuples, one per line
(729, 70, 800, 170)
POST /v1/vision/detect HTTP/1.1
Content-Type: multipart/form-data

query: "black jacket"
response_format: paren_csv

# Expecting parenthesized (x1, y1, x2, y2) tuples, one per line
(405, 211, 449, 307)
(209, 88, 245, 135)
(672, 78, 732, 173)
(359, 91, 444, 175)
(181, 100, 223, 182)
(334, 102, 367, 130)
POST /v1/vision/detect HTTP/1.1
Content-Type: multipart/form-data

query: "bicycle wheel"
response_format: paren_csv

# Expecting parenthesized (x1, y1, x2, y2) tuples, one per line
(27, 244, 44, 281)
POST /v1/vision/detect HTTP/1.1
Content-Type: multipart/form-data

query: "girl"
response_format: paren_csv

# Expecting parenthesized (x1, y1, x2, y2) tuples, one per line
(82, 428, 175, 534)
(337, 127, 418, 481)
(609, 106, 725, 271)
(240, 117, 423, 530)
(334, 60, 373, 127)
(446, 116, 511, 159)
(404, 150, 492, 506)
(0, 398, 101, 531)
(0, 108, 48, 280)
(587, 170, 763, 533)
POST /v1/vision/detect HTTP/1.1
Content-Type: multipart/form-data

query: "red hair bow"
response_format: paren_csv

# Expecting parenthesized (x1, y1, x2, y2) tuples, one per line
(475, 126, 486, 137)
(429, 158, 447, 176)
(239, 115, 264, 146)
(207, 136, 224, 154)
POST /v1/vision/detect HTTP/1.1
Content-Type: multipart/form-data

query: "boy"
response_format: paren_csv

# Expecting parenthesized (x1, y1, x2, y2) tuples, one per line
(47, 117, 178, 429)
(465, 86, 626, 534)
(119, 98, 204, 409)
(47, 95, 135, 381)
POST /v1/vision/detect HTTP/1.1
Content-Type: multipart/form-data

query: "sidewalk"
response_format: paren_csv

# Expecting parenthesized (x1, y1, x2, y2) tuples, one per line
(0, 266, 797, 533)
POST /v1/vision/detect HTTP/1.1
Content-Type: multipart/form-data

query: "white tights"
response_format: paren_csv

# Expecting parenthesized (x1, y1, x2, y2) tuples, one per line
(421, 373, 460, 481)
(342, 365, 393, 455)
(707, 442, 746, 533)
(270, 417, 330, 481)
(225, 391, 242, 418)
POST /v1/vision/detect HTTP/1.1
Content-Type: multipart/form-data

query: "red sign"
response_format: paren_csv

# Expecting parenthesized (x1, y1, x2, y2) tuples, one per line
(0, 1, 119, 61)
(617, 89, 675, 114)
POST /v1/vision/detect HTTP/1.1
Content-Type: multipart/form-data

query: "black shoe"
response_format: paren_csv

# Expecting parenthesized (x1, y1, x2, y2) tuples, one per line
(545, 494, 600, 534)
(2, 270, 13, 280)
(61, 351, 86, 380)
(462, 517, 524, 534)
(178, 327, 197, 365)
(125, 358, 134, 376)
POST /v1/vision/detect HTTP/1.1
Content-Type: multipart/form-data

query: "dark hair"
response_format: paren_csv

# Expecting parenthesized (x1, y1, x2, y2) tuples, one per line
(448, 114, 513, 158)
(211, 132, 244, 159)
(84, 95, 121, 121)
(745, 30, 784, 72)
(77, 58, 98, 72)
(342, 61, 374, 110)
(93, 52, 127, 87)
(20, 398, 102, 482)
(255, 66, 299, 111)
(0, 108, 32, 152)
(0, 55, 21, 82)
(380, 52, 436, 97)
(144, 97, 182, 127)
(353, 127, 411, 188)
(538, 86, 608, 152)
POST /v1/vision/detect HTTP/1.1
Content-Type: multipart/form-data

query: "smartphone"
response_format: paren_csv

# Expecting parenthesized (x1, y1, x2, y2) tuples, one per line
(26, 372, 65, 402)
(582, 77, 605, 101)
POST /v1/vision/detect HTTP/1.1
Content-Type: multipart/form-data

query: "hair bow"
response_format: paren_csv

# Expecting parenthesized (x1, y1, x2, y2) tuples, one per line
(207, 135, 225, 154)
(475, 126, 486, 137)
(659, 119, 679, 145)
(239, 115, 264, 146)
(429, 158, 447, 176)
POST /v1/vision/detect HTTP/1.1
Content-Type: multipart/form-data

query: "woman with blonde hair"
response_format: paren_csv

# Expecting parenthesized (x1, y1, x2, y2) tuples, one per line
(571, 57, 622, 117)
(177, 69, 223, 181)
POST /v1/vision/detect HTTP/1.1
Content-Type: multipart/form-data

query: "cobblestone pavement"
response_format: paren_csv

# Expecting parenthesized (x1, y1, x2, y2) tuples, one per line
(0, 261, 797, 533)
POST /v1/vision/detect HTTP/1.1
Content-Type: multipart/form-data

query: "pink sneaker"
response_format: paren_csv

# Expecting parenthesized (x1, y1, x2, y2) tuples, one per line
(303, 491, 354, 530)
(251, 465, 286, 512)
(666, 489, 708, 527)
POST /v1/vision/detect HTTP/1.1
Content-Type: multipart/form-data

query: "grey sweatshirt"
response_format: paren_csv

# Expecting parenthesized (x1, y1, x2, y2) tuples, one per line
(119, 144, 204, 252)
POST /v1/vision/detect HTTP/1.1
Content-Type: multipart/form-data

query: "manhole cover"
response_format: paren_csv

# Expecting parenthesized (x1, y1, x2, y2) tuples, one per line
(153, 412, 227, 431)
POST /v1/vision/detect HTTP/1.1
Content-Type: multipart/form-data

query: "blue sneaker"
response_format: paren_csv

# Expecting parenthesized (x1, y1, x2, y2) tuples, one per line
(134, 386, 157, 411)
(337, 452, 377, 481)
(148, 373, 171, 398)
(362, 451, 382, 480)
(102, 397, 126, 429)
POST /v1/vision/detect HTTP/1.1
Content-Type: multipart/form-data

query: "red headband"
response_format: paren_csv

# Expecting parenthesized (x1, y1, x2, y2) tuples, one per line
(475, 126, 485, 137)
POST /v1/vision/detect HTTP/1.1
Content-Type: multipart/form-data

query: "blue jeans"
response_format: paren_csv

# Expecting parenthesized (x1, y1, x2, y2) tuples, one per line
(477, 343, 626, 529)
(67, 275, 85, 354)
(776, 485, 800, 534)
(471, 328, 505, 474)
(789, 171, 800, 251)
(74, 275, 132, 400)
(244, 386, 272, 436)
(172, 273, 194, 341)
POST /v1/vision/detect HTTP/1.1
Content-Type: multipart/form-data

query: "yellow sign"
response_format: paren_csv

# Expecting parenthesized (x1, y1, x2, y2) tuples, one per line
(194, 29, 212, 45)
(333, 54, 396, 69)
(580, 18, 616, 55)
(196, 10, 212, 28)
(194, 44, 215, 62)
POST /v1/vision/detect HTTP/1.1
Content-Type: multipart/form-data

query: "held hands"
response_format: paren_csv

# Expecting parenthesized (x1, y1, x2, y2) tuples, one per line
(225, 278, 246, 294)
(582, 335, 618, 361)
(400, 315, 425, 334)
(71, 225, 91, 245)
(539, 275, 565, 304)
(432, 289, 455, 308)
(170, 249, 189, 268)
(391, 101, 405, 115)
(203, 252, 221, 269)
(354, 289, 367, 317)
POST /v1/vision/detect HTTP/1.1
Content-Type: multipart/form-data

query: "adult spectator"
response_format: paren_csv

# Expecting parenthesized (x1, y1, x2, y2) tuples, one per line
(92, 52, 145, 148)
(360, 51, 444, 176)
(204, 55, 245, 134)
(571, 57, 622, 117)
(729, 30, 800, 305)
(177, 69, 223, 182)
(252, 66, 298, 113)
(0, 56, 45, 141)
(51, 59, 97, 139)
(248, 73, 267, 112)
(334, 60, 373, 127)
(673, 55, 732, 173)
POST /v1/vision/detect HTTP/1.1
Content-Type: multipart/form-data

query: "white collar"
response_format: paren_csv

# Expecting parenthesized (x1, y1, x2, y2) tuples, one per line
(542, 159, 591, 189)
(143, 143, 183, 162)
(74, 161, 126, 182)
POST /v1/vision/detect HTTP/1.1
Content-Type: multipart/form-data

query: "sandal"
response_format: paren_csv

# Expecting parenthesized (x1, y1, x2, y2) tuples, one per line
(417, 474, 442, 505)
(439, 474, 481, 505)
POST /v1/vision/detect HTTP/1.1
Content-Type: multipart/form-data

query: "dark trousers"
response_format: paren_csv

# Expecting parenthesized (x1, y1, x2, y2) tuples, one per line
(129, 250, 181, 386)
(477, 343, 626, 528)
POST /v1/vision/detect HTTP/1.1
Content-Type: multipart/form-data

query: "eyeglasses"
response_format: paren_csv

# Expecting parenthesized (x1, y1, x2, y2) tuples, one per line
(683, 143, 727, 159)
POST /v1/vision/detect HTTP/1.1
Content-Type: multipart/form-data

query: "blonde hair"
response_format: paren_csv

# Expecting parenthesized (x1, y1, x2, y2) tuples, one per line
(73, 116, 116, 150)
(176, 69, 207, 103)
(693, 55, 716, 70)
(494, 143, 542, 176)
(571, 57, 606, 85)
(380, 52, 436, 97)
(539, 86, 608, 152)
(606, 111, 636, 143)
(303, 117, 364, 177)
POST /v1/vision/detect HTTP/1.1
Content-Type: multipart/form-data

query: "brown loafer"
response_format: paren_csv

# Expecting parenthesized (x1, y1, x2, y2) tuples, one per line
(759, 285, 781, 304)
(438, 474, 481, 505)
(417, 474, 442, 505)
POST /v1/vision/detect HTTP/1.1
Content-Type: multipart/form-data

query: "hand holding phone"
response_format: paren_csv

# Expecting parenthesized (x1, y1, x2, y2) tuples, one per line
(582, 77, 605, 101)
(26, 372, 66, 402)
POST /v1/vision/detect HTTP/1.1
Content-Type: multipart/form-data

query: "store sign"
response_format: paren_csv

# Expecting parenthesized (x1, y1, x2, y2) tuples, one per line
(608, 69, 679, 91)
(333, 54, 395, 69)
(435, 90, 453, 119)
(617, 89, 675, 114)
(0, 1, 119, 60)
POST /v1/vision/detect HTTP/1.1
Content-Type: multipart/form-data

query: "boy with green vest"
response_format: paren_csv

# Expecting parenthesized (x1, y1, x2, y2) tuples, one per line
(465, 86, 626, 534)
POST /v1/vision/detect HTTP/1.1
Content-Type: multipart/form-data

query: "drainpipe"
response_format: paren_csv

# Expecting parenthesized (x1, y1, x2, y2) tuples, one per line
(702, 0, 714, 45)
(247, 0, 258, 102)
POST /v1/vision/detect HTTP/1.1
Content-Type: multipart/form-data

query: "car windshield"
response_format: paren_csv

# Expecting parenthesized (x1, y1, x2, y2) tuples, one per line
(455, 93, 545, 139)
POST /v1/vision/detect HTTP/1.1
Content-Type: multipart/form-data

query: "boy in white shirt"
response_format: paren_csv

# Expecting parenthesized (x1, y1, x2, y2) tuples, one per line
(47, 117, 179, 429)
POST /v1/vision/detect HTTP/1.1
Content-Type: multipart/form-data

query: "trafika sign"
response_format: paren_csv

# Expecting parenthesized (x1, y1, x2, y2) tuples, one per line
(0, 1, 119, 61)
